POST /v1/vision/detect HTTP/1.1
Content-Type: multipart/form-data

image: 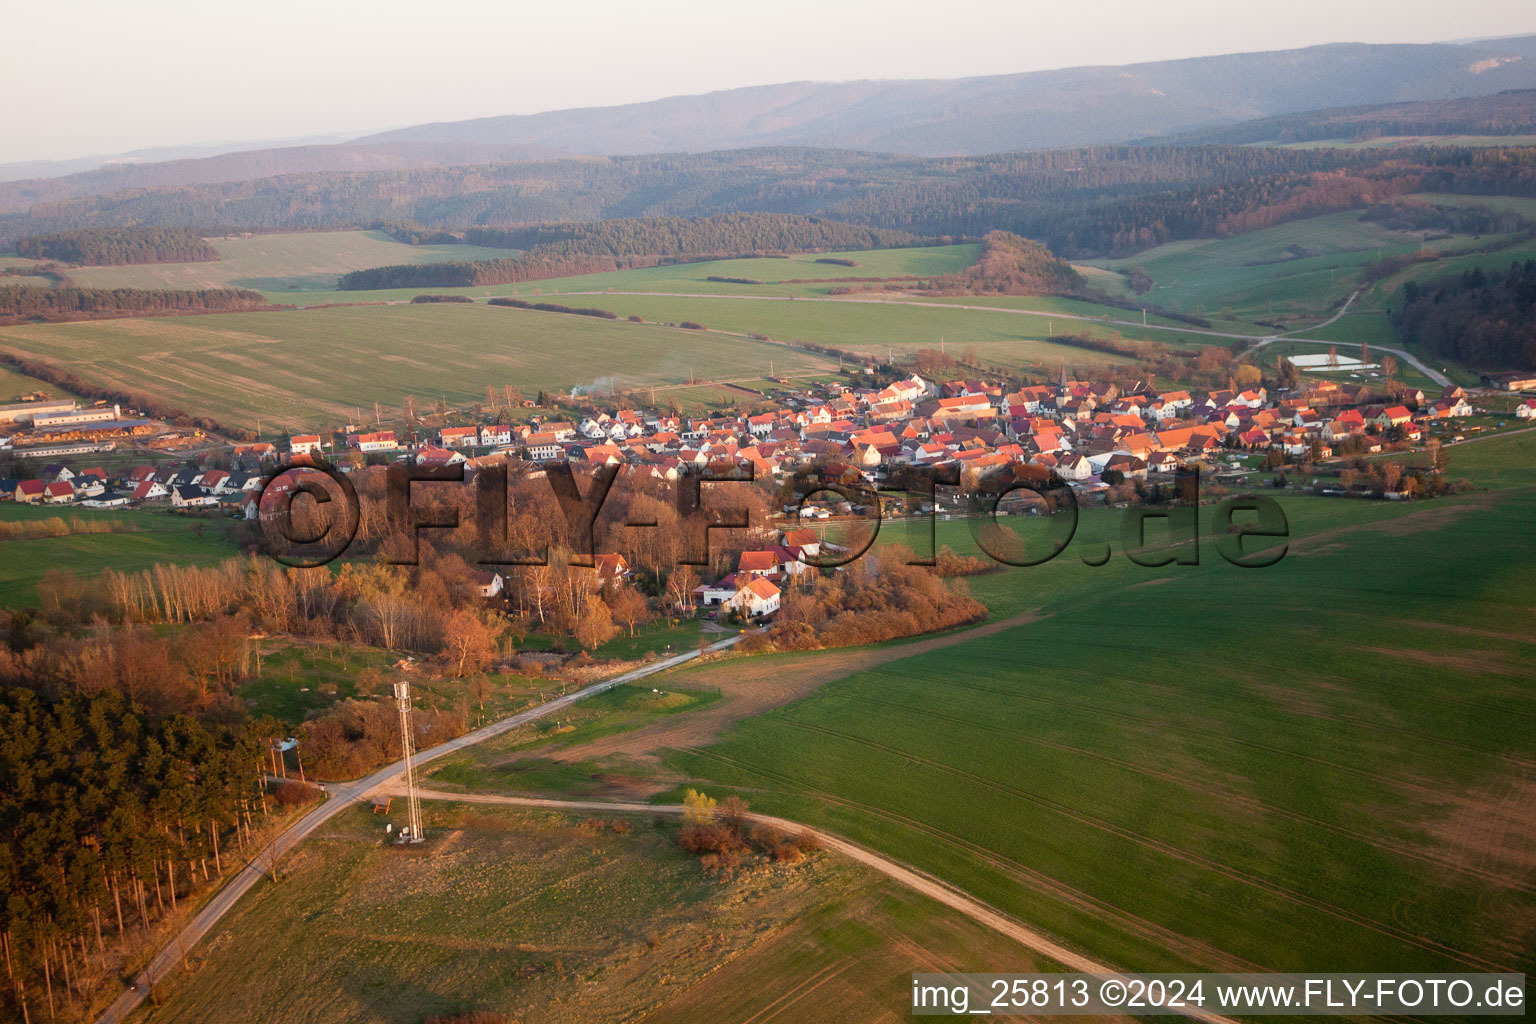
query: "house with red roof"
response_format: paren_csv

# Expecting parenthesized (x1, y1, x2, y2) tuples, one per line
(725, 576, 781, 618)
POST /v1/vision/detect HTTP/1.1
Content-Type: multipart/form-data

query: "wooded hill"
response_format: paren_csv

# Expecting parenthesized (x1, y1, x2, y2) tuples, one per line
(7, 144, 1536, 260)
(1393, 260, 1536, 369)
(14, 226, 217, 266)
(340, 213, 918, 290)
(920, 230, 1085, 295)
(1148, 89, 1536, 146)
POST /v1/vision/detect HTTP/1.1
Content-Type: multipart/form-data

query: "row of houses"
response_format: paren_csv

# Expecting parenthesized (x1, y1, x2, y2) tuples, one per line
(1, 461, 266, 515)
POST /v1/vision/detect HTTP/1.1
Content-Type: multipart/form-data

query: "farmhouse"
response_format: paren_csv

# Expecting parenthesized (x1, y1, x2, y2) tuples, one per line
(725, 576, 781, 618)
(289, 435, 323, 456)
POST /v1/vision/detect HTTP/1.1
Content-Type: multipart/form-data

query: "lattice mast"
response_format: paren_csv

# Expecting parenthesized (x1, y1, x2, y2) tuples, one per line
(393, 681, 425, 843)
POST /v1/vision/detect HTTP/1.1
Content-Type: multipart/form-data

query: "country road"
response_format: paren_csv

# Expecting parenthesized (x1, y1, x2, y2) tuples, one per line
(94, 632, 746, 1024)
(393, 788, 1244, 1024)
(565, 286, 1454, 388)
(1282, 288, 1359, 337)
(98, 619, 1249, 1024)
(1237, 289, 1452, 388)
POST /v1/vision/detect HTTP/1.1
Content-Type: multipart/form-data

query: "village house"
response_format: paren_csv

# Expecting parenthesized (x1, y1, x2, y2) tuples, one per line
(470, 571, 504, 598)
(351, 431, 399, 453)
(725, 576, 782, 618)
(593, 553, 631, 582)
(289, 435, 323, 456)
(479, 425, 512, 447)
(171, 485, 216, 508)
(524, 433, 563, 461)
(439, 426, 479, 448)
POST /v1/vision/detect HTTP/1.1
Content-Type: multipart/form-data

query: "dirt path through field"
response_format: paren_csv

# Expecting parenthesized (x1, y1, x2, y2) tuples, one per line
(396, 787, 1243, 1024)
(502, 609, 1044, 774)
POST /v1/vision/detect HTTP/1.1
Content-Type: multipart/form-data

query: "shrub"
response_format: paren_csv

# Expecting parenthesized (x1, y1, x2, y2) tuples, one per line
(273, 780, 321, 806)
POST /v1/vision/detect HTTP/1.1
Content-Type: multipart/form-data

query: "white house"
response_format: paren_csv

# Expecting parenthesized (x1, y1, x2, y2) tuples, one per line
(289, 435, 323, 456)
(171, 485, 216, 508)
(1056, 454, 1093, 481)
(726, 576, 781, 618)
(354, 431, 399, 453)
(695, 574, 746, 607)
(1517, 400, 1536, 420)
(479, 425, 512, 447)
(525, 433, 563, 461)
(470, 571, 504, 598)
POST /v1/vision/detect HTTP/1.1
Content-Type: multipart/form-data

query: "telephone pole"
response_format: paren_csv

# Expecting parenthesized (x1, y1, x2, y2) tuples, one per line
(393, 682, 424, 843)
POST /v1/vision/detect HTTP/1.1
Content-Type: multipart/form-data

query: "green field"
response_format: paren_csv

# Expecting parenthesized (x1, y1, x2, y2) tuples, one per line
(0, 256, 1263, 434)
(0, 361, 78, 402)
(273, 244, 985, 305)
(468, 292, 1212, 368)
(137, 803, 1048, 1024)
(63, 230, 512, 294)
(1086, 203, 1530, 325)
(0, 503, 238, 607)
(0, 303, 841, 432)
(639, 469, 1536, 977)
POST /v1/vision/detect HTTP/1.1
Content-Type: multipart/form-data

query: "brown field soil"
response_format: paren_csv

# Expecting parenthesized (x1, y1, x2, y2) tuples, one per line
(485, 609, 1044, 787)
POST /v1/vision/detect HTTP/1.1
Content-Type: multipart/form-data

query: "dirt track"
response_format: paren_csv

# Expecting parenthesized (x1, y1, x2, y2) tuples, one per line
(396, 787, 1245, 1024)
(497, 609, 1044, 774)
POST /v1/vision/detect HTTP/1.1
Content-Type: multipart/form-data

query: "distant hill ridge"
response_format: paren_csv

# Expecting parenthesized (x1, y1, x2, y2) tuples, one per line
(357, 39, 1536, 155)
(2, 35, 1536, 212)
(1146, 89, 1536, 145)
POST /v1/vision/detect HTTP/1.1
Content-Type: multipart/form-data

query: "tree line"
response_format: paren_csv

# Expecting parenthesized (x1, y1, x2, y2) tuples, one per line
(0, 285, 268, 323)
(338, 213, 917, 290)
(1393, 260, 1536, 369)
(14, 227, 217, 266)
(0, 686, 270, 1021)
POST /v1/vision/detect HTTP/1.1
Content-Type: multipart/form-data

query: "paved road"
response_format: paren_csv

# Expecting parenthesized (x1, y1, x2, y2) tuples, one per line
(1242, 290, 1452, 388)
(570, 286, 1457, 388)
(394, 788, 1244, 1024)
(93, 633, 746, 1024)
(1280, 288, 1359, 337)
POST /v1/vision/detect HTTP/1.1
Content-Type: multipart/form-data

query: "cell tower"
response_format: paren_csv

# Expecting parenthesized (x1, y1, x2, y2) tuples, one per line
(392, 681, 425, 844)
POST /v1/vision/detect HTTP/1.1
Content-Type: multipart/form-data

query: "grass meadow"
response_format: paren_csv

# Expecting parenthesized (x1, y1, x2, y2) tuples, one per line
(0, 502, 238, 607)
(1085, 201, 1532, 325)
(650, 471, 1536, 978)
(136, 803, 1049, 1024)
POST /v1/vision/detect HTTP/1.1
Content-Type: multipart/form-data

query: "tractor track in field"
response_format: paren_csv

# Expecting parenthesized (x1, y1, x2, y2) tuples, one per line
(398, 786, 1249, 1024)
(752, 720, 1517, 971)
(832, 691, 1536, 894)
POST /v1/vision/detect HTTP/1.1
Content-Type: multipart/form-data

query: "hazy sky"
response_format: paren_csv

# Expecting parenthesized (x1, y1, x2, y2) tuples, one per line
(4, 0, 1534, 163)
